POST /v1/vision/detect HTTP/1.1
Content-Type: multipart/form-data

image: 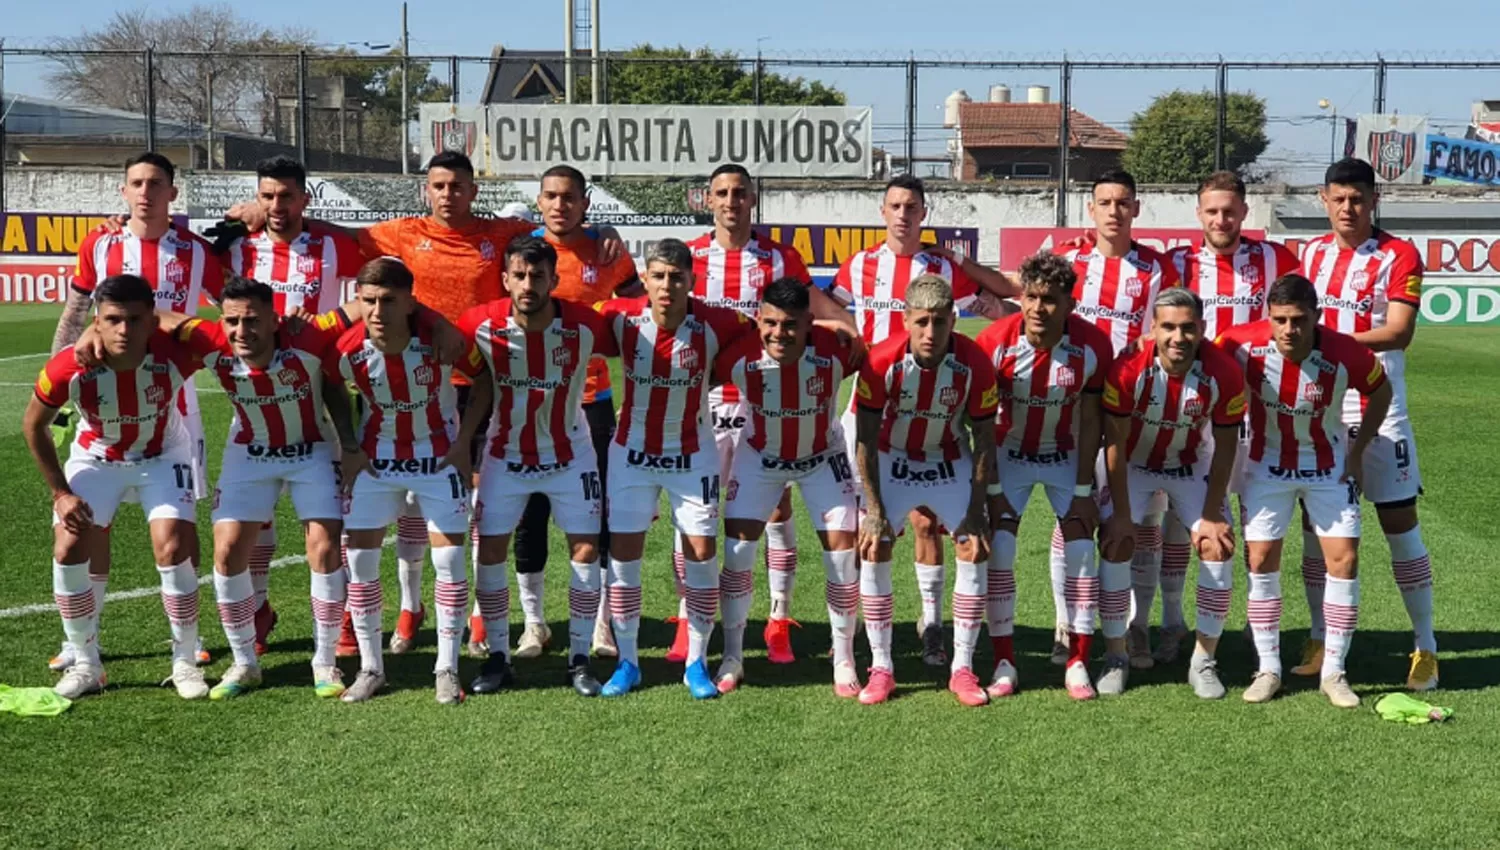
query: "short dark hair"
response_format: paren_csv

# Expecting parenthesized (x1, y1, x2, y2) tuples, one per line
(503, 235, 558, 274)
(761, 278, 810, 314)
(1018, 251, 1076, 297)
(425, 150, 475, 179)
(357, 257, 415, 291)
(93, 274, 156, 307)
(124, 152, 176, 184)
(220, 276, 276, 307)
(710, 163, 753, 184)
(1093, 169, 1137, 197)
(540, 164, 588, 195)
(1266, 273, 1320, 312)
(256, 155, 307, 191)
(1324, 157, 1376, 191)
(883, 174, 926, 206)
(1197, 170, 1246, 199)
(645, 238, 693, 272)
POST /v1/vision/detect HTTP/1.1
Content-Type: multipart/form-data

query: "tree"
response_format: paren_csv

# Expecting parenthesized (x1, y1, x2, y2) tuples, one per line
(1122, 90, 1268, 183)
(597, 44, 845, 106)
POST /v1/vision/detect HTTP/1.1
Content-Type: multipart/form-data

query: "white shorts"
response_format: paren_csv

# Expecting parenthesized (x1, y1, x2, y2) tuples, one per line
(475, 451, 603, 538)
(840, 408, 862, 489)
(1345, 416, 1422, 506)
(712, 398, 748, 486)
(1094, 450, 1167, 522)
(212, 441, 341, 524)
(343, 457, 471, 536)
(877, 452, 974, 539)
(60, 445, 197, 528)
(726, 447, 858, 532)
(1241, 474, 1362, 542)
(119, 411, 208, 503)
(996, 449, 1077, 521)
(607, 441, 720, 538)
(1117, 466, 1227, 531)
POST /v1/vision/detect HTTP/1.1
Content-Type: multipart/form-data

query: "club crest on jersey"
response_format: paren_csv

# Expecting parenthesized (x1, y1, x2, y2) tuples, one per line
(295, 253, 318, 275)
(163, 258, 186, 285)
(276, 368, 303, 388)
(805, 375, 826, 397)
(675, 346, 700, 371)
(1347, 269, 1370, 292)
(1241, 264, 1262, 289)
(746, 266, 766, 291)
(582, 264, 598, 284)
(143, 384, 168, 405)
(479, 240, 495, 262)
(938, 386, 961, 408)
(553, 346, 574, 369)
(1125, 275, 1144, 298)
(1055, 366, 1078, 388)
(412, 364, 436, 386)
(1181, 396, 1205, 418)
(1302, 383, 1324, 404)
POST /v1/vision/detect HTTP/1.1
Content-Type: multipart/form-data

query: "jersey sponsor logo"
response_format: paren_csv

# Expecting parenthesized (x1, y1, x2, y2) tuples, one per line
(246, 441, 318, 461)
(675, 346, 701, 371)
(856, 378, 874, 401)
(1365, 360, 1385, 385)
(1006, 448, 1071, 464)
(979, 384, 998, 410)
(761, 453, 829, 474)
(1200, 294, 1265, 308)
(1225, 391, 1247, 418)
(552, 346, 574, 369)
(1074, 304, 1146, 325)
(1319, 294, 1375, 314)
(143, 384, 169, 405)
(295, 253, 319, 275)
(1266, 465, 1336, 481)
(938, 385, 961, 408)
(626, 449, 691, 470)
(498, 374, 569, 390)
(1056, 366, 1078, 389)
(805, 375, 826, 397)
(627, 372, 698, 389)
(1134, 463, 1195, 479)
(1102, 382, 1121, 408)
(861, 297, 905, 311)
(1402, 274, 1423, 299)
(371, 456, 444, 475)
(412, 364, 436, 386)
(504, 460, 569, 476)
(714, 412, 747, 431)
(889, 456, 958, 485)
(163, 258, 186, 285)
(274, 281, 320, 296)
(36, 369, 53, 396)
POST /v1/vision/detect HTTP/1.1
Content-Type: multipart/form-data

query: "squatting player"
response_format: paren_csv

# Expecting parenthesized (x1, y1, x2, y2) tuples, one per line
(974, 253, 1113, 701)
(713, 277, 861, 695)
(854, 275, 998, 707)
(1217, 274, 1391, 708)
(1100, 287, 1247, 699)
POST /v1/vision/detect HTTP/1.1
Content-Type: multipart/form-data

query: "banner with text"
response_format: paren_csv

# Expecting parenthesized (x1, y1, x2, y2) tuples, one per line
(760, 224, 979, 287)
(1422, 134, 1500, 187)
(1, 212, 187, 304)
(480, 105, 873, 179)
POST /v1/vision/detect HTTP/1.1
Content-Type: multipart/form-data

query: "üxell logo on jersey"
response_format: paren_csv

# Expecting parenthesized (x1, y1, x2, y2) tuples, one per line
(1420, 284, 1500, 325)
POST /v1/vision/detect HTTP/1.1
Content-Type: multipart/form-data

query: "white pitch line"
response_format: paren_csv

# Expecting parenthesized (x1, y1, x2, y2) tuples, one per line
(0, 534, 396, 619)
(0, 352, 49, 363)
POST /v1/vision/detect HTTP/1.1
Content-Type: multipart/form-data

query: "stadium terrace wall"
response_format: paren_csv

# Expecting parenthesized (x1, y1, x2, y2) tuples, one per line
(5, 167, 1500, 324)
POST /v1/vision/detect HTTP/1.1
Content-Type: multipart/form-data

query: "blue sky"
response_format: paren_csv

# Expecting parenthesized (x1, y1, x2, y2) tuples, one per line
(7, 0, 1499, 181)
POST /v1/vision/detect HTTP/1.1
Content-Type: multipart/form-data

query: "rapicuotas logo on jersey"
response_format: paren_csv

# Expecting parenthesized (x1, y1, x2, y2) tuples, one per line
(675, 346, 700, 371)
(938, 386, 961, 408)
(553, 346, 574, 369)
(1302, 383, 1324, 404)
(412, 364, 436, 386)
(805, 375, 826, 397)
(1055, 366, 1077, 388)
(163, 258, 186, 285)
(295, 253, 318, 275)
(144, 384, 168, 405)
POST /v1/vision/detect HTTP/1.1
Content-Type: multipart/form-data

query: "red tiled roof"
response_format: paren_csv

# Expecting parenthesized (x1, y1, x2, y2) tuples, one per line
(957, 102, 1128, 151)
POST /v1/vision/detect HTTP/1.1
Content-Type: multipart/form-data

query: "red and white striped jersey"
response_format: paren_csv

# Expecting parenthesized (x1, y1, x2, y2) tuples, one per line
(1166, 238, 1300, 340)
(974, 314, 1112, 457)
(715, 325, 857, 462)
(831, 244, 980, 345)
(689, 231, 813, 405)
(1059, 242, 1179, 355)
(331, 318, 484, 460)
(34, 324, 215, 462)
(1300, 230, 1422, 420)
(223, 228, 365, 316)
(1102, 339, 1247, 472)
(600, 296, 752, 458)
(1216, 320, 1386, 478)
(854, 330, 999, 462)
(75, 226, 225, 312)
(459, 299, 604, 467)
(194, 313, 349, 449)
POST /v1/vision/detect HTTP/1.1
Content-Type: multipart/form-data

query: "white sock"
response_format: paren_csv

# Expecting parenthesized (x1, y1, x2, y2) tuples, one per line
(213, 570, 258, 668)
(1129, 521, 1162, 631)
(765, 520, 797, 620)
(157, 559, 200, 665)
(1049, 525, 1067, 627)
(517, 571, 546, 627)
(986, 531, 1017, 639)
(915, 562, 944, 628)
(250, 522, 275, 608)
(950, 560, 985, 673)
(1062, 540, 1097, 636)
(1387, 526, 1436, 653)
(822, 549, 858, 668)
(1099, 558, 1132, 640)
(1160, 521, 1192, 629)
(430, 546, 467, 673)
(568, 559, 601, 660)
(1300, 528, 1327, 641)
(309, 569, 347, 669)
(474, 561, 511, 660)
(860, 560, 895, 670)
(1322, 575, 1360, 677)
(1247, 571, 1283, 676)
(608, 558, 643, 666)
(1194, 559, 1232, 639)
(54, 560, 100, 667)
(719, 538, 757, 663)
(683, 557, 719, 666)
(346, 548, 385, 674)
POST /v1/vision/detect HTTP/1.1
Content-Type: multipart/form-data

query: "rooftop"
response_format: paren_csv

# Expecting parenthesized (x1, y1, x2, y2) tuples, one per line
(958, 102, 1128, 150)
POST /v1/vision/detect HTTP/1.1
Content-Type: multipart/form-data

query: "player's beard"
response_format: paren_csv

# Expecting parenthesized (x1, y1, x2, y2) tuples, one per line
(1205, 229, 1238, 251)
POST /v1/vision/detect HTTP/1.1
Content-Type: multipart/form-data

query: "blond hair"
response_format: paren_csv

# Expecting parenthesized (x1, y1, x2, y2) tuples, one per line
(904, 274, 953, 312)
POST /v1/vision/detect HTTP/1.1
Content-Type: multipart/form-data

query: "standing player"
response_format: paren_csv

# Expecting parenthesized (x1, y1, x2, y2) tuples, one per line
(327, 258, 492, 705)
(594, 239, 753, 699)
(220, 155, 365, 657)
(685, 162, 856, 665)
(1132, 171, 1300, 667)
(974, 254, 1113, 700)
(713, 278, 861, 695)
(1052, 169, 1179, 667)
(460, 237, 610, 698)
(1217, 274, 1391, 708)
(1099, 288, 1247, 699)
(1300, 158, 1438, 691)
(830, 175, 1014, 667)
(45, 152, 224, 673)
(854, 275, 998, 706)
(25, 275, 215, 700)
(507, 165, 642, 663)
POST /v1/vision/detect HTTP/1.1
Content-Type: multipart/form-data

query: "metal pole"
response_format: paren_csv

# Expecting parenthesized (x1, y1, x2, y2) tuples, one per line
(1056, 57, 1071, 227)
(904, 57, 917, 175)
(1330, 108, 1337, 164)
(450, 55, 459, 105)
(206, 69, 215, 170)
(296, 50, 308, 166)
(0, 41, 6, 210)
(590, 0, 601, 105)
(754, 51, 763, 223)
(1215, 61, 1227, 171)
(400, 2, 410, 174)
(1373, 54, 1387, 114)
(564, 0, 576, 103)
(145, 48, 157, 151)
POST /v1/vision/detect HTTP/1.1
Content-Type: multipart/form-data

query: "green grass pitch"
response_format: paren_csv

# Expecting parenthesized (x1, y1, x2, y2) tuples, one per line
(1, 305, 1497, 848)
